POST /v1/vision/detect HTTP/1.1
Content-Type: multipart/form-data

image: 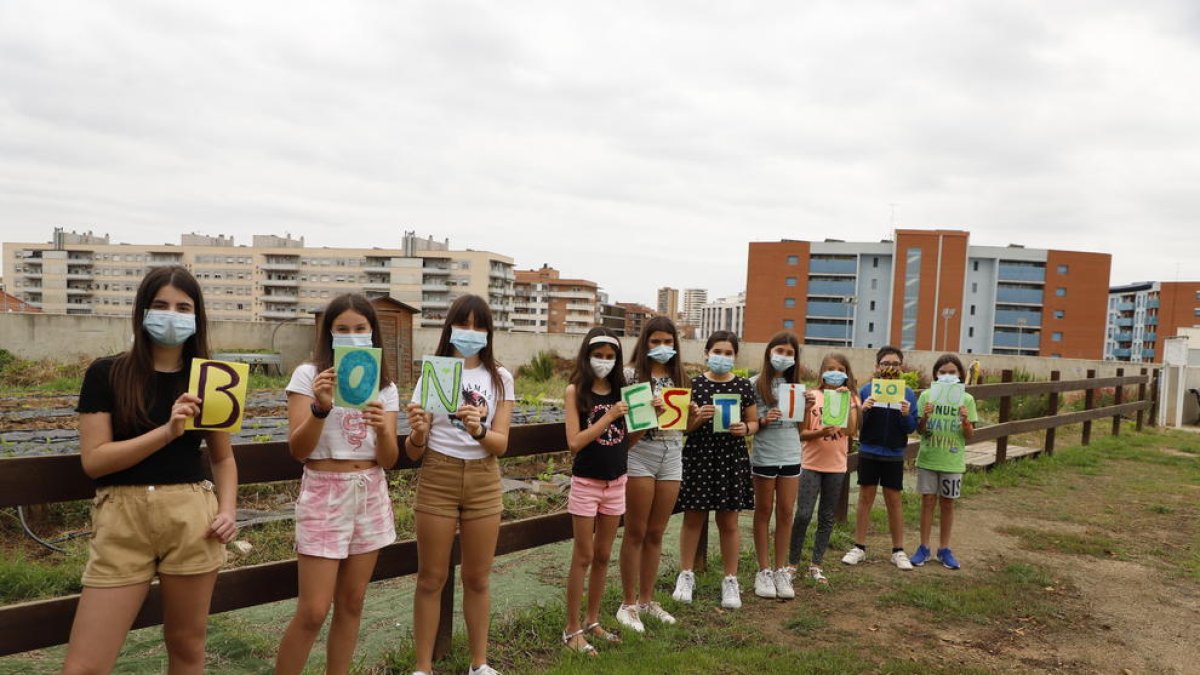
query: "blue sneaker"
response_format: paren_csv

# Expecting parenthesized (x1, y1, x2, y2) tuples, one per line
(936, 547, 961, 570)
(910, 544, 931, 566)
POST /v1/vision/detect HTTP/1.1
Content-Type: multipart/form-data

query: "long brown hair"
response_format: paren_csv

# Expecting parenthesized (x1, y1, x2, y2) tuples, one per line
(435, 294, 505, 395)
(570, 326, 626, 415)
(755, 331, 801, 406)
(628, 315, 684, 386)
(313, 293, 393, 388)
(110, 266, 210, 435)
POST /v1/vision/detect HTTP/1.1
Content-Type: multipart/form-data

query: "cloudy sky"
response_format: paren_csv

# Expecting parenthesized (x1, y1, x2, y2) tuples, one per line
(2, 1, 1199, 306)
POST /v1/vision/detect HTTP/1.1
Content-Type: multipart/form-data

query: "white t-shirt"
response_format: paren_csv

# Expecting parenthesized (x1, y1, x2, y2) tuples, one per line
(286, 363, 401, 462)
(411, 364, 516, 460)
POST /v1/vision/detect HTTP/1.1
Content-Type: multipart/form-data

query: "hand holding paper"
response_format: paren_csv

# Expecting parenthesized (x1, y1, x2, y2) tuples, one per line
(621, 382, 658, 432)
(712, 394, 741, 432)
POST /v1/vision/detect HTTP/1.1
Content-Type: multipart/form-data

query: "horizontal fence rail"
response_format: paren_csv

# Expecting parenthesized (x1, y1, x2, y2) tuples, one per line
(0, 371, 1156, 658)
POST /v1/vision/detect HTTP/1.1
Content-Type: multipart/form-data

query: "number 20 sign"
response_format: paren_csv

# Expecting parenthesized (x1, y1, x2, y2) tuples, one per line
(871, 378, 905, 404)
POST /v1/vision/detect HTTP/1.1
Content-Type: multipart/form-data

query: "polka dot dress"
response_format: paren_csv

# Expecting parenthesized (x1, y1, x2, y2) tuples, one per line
(677, 374, 755, 512)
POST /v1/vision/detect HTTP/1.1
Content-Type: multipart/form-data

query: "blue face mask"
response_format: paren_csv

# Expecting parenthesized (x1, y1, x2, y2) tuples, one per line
(450, 327, 488, 357)
(332, 332, 373, 348)
(143, 310, 196, 347)
(822, 370, 848, 386)
(647, 345, 676, 364)
(707, 354, 735, 374)
(936, 374, 961, 384)
(770, 354, 795, 372)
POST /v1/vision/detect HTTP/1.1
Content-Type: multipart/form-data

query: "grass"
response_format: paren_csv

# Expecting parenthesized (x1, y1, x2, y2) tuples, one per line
(0, 547, 85, 603)
(997, 526, 1123, 559)
(878, 562, 1064, 625)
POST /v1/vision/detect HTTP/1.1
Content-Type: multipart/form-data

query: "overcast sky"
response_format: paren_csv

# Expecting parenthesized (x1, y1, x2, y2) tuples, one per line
(2, 1, 1199, 307)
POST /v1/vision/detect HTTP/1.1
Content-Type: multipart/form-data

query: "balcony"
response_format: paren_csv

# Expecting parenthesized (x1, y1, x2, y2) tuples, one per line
(1114, 332, 1133, 342)
(992, 329, 1041, 349)
(1116, 302, 1135, 312)
(565, 302, 594, 311)
(1144, 332, 1157, 342)
(995, 286, 1043, 305)
(1142, 348, 1156, 359)
(1146, 316, 1158, 326)
(805, 321, 854, 340)
(422, 282, 449, 292)
(1112, 348, 1131, 358)
(261, 310, 298, 320)
(997, 263, 1046, 283)
(363, 281, 390, 293)
(420, 298, 450, 310)
(994, 308, 1042, 327)
(66, 287, 93, 296)
(422, 266, 451, 276)
(807, 279, 856, 296)
(263, 295, 299, 304)
(1146, 299, 1160, 309)
(808, 258, 858, 275)
(806, 301, 854, 318)
(262, 258, 300, 271)
(262, 277, 299, 287)
(20, 272, 43, 280)
(1115, 317, 1134, 328)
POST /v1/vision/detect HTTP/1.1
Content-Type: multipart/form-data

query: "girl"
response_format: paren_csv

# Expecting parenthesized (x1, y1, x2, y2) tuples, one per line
(748, 332, 807, 600)
(673, 330, 758, 609)
(911, 354, 978, 570)
(64, 266, 238, 675)
(561, 327, 645, 655)
(405, 295, 514, 675)
(275, 294, 400, 675)
(616, 316, 691, 632)
(789, 353, 859, 585)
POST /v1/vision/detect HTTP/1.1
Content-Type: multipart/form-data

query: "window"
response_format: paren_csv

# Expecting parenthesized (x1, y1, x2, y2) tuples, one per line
(1057, 264, 1068, 275)
(968, 326, 975, 338)
(783, 319, 795, 329)
(785, 277, 797, 287)
(869, 300, 876, 311)
(784, 298, 796, 308)
(971, 282, 978, 293)
(787, 255, 799, 265)
(1054, 310, 1065, 319)
(972, 260, 979, 272)
(970, 305, 976, 316)
(1052, 332, 1063, 342)
(871, 278, 878, 290)
(868, 322, 875, 331)
(1056, 287, 1067, 297)
(901, 247, 921, 349)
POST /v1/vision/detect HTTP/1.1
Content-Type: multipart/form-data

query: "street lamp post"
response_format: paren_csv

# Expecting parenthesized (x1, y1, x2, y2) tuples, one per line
(844, 296, 858, 347)
(1016, 317, 1027, 354)
(941, 307, 957, 351)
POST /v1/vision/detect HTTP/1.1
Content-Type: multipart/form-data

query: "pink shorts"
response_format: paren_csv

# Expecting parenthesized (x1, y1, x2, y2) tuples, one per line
(296, 466, 396, 559)
(568, 475, 627, 517)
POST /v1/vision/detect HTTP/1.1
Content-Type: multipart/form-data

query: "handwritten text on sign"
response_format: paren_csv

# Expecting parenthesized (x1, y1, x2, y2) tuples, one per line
(657, 388, 691, 430)
(621, 382, 659, 432)
(185, 359, 250, 432)
(712, 394, 741, 432)
(871, 379, 906, 404)
(334, 346, 382, 409)
(420, 355, 464, 415)
(777, 383, 807, 422)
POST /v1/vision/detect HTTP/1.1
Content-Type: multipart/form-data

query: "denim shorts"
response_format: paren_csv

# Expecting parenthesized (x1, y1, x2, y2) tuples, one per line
(626, 434, 683, 481)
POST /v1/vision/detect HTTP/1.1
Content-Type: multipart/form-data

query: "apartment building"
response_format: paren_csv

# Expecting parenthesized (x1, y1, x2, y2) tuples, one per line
(1106, 281, 1200, 363)
(699, 292, 746, 340)
(616, 302, 655, 338)
(744, 230, 1111, 359)
(3, 229, 515, 327)
(510, 265, 599, 335)
(682, 288, 708, 325)
(597, 292, 627, 336)
(657, 287, 679, 319)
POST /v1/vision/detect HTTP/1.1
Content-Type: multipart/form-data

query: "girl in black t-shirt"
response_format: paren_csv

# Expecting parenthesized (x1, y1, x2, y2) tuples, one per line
(64, 266, 238, 674)
(560, 327, 645, 655)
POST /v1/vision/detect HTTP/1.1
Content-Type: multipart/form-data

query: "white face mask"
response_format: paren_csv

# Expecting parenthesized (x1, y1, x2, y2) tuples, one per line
(590, 357, 616, 379)
(332, 332, 373, 348)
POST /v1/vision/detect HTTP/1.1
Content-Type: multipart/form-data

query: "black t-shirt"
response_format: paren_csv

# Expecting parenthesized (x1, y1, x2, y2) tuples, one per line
(75, 356, 207, 487)
(571, 389, 628, 481)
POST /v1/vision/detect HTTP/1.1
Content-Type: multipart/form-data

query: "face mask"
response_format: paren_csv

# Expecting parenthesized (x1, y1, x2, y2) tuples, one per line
(937, 374, 961, 384)
(822, 370, 849, 386)
(332, 332, 373, 348)
(707, 354, 735, 374)
(770, 354, 795, 372)
(590, 357, 616, 379)
(647, 345, 676, 363)
(877, 364, 902, 378)
(143, 310, 196, 347)
(450, 327, 488, 357)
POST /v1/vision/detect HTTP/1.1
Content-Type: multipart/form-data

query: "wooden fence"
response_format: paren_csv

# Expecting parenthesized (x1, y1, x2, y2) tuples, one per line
(0, 368, 1156, 658)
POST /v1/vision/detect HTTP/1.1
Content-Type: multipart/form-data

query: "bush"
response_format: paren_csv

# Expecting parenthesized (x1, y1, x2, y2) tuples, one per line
(0, 355, 91, 391)
(517, 351, 557, 382)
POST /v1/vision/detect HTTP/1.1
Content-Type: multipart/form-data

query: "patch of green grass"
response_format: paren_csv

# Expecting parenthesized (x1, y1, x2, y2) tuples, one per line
(784, 606, 828, 634)
(999, 526, 1122, 559)
(878, 562, 1063, 625)
(0, 546, 86, 603)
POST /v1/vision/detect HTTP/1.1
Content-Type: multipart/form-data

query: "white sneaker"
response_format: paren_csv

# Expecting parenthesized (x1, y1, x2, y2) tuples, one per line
(615, 603, 645, 633)
(753, 568, 776, 598)
(638, 601, 677, 625)
(720, 575, 742, 609)
(774, 567, 795, 599)
(842, 547, 867, 565)
(892, 550, 914, 571)
(469, 665, 501, 675)
(672, 570, 695, 604)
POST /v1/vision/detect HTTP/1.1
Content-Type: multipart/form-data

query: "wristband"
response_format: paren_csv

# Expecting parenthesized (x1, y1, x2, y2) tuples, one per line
(311, 401, 332, 419)
(470, 427, 488, 441)
(409, 435, 427, 448)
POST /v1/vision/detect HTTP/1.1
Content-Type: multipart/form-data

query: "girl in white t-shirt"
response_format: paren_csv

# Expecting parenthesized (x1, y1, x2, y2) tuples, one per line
(275, 294, 400, 675)
(405, 294, 515, 675)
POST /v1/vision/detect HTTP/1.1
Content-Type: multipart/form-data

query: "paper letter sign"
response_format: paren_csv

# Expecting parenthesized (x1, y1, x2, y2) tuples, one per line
(658, 388, 691, 430)
(420, 355, 464, 415)
(821, 390, 852, 428)
(712, 394, 741, 432)
(622, 382, 658, 432)
(871, 379, 905, 404)
(186, 359, 249, 432)
(334, 346, 381, 409)
(777, 383, 807, 422)
(929, 381, 965, 407)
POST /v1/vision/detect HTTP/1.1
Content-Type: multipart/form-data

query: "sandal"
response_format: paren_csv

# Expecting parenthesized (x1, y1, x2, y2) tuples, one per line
(562, 628, 597, 656)
(808, 565, 829, 585)
(585, 622, 622, 644)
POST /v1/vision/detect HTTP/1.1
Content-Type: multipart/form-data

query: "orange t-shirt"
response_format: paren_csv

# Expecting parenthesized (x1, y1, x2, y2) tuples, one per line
(800, 389, 856, 473)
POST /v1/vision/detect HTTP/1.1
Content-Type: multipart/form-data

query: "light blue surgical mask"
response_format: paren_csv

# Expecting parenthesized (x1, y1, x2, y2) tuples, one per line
(770, 354, 795, 372)
(707, 354, 735, 374)
(936, 374, 961, 384)
(332, 332, 373, 348)
(647, 345, 676, 364)
(822, 370, 849, 386)
(450, 327, 488, 357)
(143, 310, 196, 347)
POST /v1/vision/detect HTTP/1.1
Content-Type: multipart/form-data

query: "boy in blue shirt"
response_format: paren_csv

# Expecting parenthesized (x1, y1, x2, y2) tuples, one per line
(841, 346, 918, 571)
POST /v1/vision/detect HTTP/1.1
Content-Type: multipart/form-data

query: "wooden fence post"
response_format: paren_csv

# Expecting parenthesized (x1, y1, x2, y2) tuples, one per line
(1112, 367, 1125, 436)
(695, 516, 709, 574)
(1149, 368, 1160, 427)
(1082, 369, 1096, 445)
(834, 459, 854, 524)
(1044, 370, 1060, 455)
(432, 540, 459, 661)
(1136, 368, 1148, 432)
(995, 369, 1014, 465)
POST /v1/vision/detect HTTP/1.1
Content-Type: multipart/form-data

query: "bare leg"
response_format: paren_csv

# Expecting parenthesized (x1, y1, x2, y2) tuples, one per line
(62, 583, 150, 675)
(919, 494, 937, 548)
(751, 476, 775, 570)
(638, 480, 680, 604)
(882, 487, 905, 549)
(938, 497, 955, 549)
(714, 510, 741, 577)
(678, 510, 707, 571)
(773, 477, 799, 570)
(566, 515, 596, 636)
(586, 515, 622, 625)
(275, 556, 340, 675)
(854, 484, 876, 545)
(159, 571, 219, 675)
(460, 514, 501, 670)
(412, 513, 457, 674)
(325, 551, 380, 674)
(619, 477, 653, 605)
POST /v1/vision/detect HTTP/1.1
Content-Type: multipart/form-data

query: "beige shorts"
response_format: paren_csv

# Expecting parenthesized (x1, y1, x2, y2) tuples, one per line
(414, 451, 503, 521)
(82, 481, 225, 588)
